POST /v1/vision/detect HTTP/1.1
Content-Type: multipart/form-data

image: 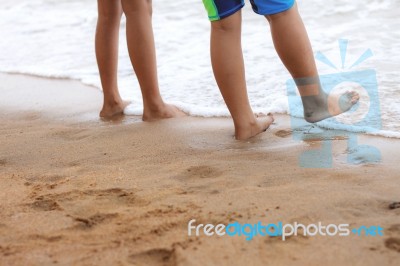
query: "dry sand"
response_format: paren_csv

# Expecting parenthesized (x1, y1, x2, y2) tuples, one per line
(0, 73, 399, 266)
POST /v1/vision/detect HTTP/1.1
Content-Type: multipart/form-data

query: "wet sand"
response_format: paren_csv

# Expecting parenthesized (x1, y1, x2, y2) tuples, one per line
(0, 73, 399, 265)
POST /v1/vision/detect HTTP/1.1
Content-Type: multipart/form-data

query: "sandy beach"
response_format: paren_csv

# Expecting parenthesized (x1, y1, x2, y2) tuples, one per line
(0, 73, 399, 265)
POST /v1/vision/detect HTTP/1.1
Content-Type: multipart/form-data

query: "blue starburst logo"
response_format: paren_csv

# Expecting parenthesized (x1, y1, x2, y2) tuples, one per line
(286, 39, 381, 168)
(316, 39, 373, 70)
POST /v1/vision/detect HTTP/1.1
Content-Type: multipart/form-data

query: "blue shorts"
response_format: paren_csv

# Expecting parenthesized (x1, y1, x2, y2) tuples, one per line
(202, 0, 295, 21)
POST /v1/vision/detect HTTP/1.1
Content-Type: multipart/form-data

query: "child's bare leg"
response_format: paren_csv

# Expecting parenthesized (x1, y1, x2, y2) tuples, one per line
(121, 0, 185, 121)
(266, 3, 359, 123)
(96, 0, 129, 118)
(211, 11, 274, 140)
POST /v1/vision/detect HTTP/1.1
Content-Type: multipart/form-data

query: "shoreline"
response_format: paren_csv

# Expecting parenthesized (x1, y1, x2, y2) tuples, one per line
(1, 73, 400, 265)
(3, 71, 399, 139)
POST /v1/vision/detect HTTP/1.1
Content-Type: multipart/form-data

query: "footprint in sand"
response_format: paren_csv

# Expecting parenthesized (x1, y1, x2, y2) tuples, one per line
(26, 174, 67, 183)
(389, 202, 400, 210)
(29, 197, 63, 211)
(384, 238, 400, 253)
(0, 245, 19, 257)
(0, 159, 7, 167)
(30, 234, 63, 243)
(387, 224, 400, 234)
(52, 128, 91, 141)
(66, 160, 81, 168)
(72, 213, 119, 230)
(128, 248, 173, 266)
(274, 129, 292, 138)
(30, 188, 150, 209)
(24, 174, 69, 192)
(183, 165, 223, 179)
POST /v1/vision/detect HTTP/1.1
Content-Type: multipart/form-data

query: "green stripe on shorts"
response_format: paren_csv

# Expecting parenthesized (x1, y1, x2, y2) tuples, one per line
(202, 0, 220, 21)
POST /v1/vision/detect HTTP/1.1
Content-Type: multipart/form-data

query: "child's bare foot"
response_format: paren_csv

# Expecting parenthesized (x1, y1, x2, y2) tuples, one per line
(142, 103, 187, 122)
(235, 114, 274, 140)
(100, 100, 130, 118)
(303, 91, 359, 123)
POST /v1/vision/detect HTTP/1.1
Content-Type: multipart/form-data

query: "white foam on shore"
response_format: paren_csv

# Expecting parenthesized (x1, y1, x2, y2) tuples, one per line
(0, 0, 399, 138)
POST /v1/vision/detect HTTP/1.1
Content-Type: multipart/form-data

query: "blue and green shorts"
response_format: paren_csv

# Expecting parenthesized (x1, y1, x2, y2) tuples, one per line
(202, 0, 295, 21)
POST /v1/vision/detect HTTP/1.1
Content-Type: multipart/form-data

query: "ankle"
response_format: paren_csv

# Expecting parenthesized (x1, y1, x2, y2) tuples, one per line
(103, 95, 123, 106)
(233, 117, 258, 132)
(234, 115, 274, 140)
(143, 98, 166, 112)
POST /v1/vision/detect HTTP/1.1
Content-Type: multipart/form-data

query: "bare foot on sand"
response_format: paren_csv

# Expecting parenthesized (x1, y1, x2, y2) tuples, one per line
(100, 100, 130, 119)
(235, 114, 274, 140)
(303, 91, 359, 123)
(142, 103, 187, 122)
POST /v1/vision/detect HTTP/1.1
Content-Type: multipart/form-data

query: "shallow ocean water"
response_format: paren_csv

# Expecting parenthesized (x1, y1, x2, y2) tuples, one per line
(0, 0, 399, 137)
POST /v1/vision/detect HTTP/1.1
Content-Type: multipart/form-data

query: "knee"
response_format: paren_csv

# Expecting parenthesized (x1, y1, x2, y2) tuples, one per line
(122, 0, 152, 18)
(98, 8, 122, 23)
(212, 22, 235, 33)
(211, 15, 240, 33)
